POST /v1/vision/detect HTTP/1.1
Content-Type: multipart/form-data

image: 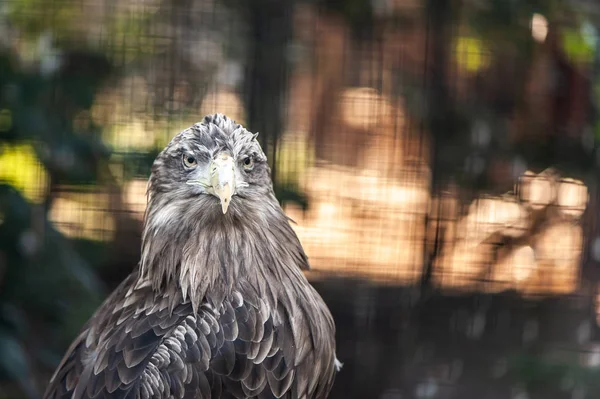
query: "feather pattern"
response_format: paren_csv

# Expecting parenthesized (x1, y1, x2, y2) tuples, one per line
(44, 271, 337, 399)
(43, 114, 339, 399)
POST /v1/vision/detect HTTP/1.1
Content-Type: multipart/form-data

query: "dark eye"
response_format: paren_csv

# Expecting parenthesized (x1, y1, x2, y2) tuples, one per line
(243, 156, 254, 171)
(183, 154, 197, 168)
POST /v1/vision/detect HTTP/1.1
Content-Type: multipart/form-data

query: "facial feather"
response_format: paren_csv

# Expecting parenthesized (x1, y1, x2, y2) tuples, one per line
(138, 114, 308, 314)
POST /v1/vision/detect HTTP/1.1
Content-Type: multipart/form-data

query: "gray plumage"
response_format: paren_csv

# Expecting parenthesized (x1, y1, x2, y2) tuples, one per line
(44, 114, 340, 399)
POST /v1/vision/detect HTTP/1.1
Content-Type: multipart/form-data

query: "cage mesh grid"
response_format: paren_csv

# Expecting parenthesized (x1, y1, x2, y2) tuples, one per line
(0, 0, 591, 294)
(1, 1, 600, 398)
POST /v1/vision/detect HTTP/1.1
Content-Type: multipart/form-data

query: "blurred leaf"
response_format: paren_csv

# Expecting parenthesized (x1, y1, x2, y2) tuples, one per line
(108, 11, 159, 61)
(0, 142, 48, 203)
(561, 26, 595, 64)
(454, 36, 492, 73)
(114, 151, 159, 181)
(0, 109, 13, 132)
(274, 134, 314, 187)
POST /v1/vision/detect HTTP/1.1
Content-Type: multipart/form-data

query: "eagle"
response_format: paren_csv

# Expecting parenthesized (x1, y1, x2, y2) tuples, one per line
(44, 114, 341, 399)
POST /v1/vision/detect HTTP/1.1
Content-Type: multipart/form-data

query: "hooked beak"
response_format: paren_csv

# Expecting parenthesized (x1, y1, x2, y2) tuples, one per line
(210, 152, 235, 214)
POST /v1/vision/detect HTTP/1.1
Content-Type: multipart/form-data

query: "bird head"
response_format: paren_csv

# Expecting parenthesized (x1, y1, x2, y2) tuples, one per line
(140, 114, 310, 306)
(147, 114, 272, 217)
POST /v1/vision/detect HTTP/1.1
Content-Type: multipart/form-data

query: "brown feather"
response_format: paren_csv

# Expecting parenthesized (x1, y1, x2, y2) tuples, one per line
(43, 114, 339, 399)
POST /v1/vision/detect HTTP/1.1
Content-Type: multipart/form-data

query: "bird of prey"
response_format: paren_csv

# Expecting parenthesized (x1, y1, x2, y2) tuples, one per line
(44, 114, 341, 399)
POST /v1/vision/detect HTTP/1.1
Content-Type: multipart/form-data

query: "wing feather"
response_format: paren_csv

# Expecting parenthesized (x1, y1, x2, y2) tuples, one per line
(44, 272, 337, 399)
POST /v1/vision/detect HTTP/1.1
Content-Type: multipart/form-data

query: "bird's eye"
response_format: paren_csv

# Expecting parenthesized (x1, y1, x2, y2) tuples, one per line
(242, 156, 254, 171)
(183, 155, 197, 168)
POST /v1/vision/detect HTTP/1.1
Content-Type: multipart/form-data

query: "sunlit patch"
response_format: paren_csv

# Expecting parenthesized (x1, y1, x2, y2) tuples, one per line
(536, 222, 583, 271)
(339, 87, 394, 130)
(463, 196, 529, 244)
(511, 246, 536, 282)
(103, 120, 158, 152)
(48, 190, 115, 241)
(556, 178, 588, 218)
(292, 163, 429, 285)
(293, 158, 588, 296)
(518, 169, 556, 210)
(530, 13, 548, 43)
(123, 179, 149, 221)
(0, 142, 49, 203)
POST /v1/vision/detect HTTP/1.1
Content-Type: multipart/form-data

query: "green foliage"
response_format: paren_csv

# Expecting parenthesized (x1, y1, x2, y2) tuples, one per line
(115, 150, 161, 181)
(416, 0, 600, 190)
(0, 26, 114, 395)
(0, 185, 107, 397)
(561, 24, 596, 64)
(6, 0, 85, 42)
(0, 49, 112, 183)
(509, 352, 600, 394)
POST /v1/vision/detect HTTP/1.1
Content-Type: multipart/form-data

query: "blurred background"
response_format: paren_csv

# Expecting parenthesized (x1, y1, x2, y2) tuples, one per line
(0, 0, 600, 397)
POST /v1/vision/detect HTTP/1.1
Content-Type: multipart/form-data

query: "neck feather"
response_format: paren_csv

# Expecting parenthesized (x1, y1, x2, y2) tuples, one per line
(138, 194, 310, 312)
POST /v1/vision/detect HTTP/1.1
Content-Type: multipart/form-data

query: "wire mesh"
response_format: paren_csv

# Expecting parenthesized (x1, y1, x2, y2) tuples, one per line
(1, 0, 600, 398)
